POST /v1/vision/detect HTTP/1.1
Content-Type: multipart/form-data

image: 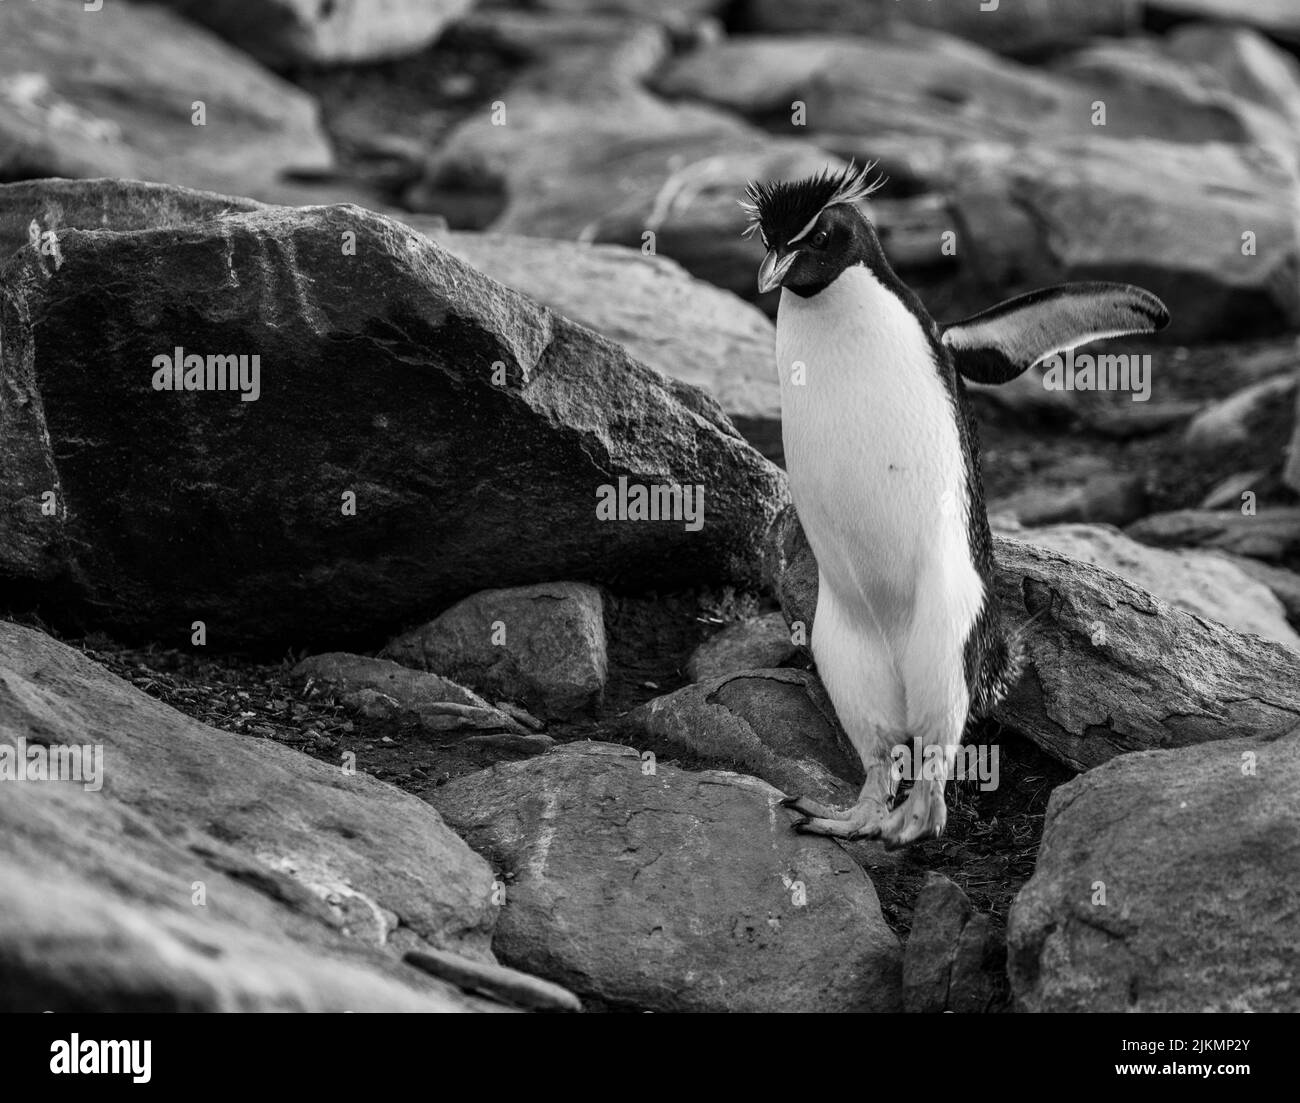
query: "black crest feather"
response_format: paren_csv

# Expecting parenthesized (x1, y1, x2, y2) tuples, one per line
(739, 160, 885, 245)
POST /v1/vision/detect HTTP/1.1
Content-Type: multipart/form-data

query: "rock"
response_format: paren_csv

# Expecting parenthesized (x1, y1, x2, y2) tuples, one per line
(903, 873, 1002, 1014)
(0, 620, 533, 1011)
(990, 473, 1146, 528)
(622, 668, 862, 808)
(291, 653, 530, 734)
(153, 0, 474, 67)
(1166, 24, 1300, 135)
(656, 27, 1265, 150)
(431, 742, 902, 1012)
(1183, 373, 1297, 471)
(950, 138, 1300, 341)
(382, 583, 607, 721)
(685, 613, 798, 682)
(0, 2, 331, 198)
(741, 0, 1139, 55)
(406, 10, 843, 301)
(422, 228, 782, 457)
(1008, 726, 1300, 1011)
(1218, 554, 1300, 626)
(1199, 469, 1271, 510)
(1148, 0, 1300, 45)
(1127, 508, 1300, 566)
(403, 948, 581, 1013)
(766, 505, 1300, 772)
(0, 190, 786, 649)
(1018, 523, 1300, 649)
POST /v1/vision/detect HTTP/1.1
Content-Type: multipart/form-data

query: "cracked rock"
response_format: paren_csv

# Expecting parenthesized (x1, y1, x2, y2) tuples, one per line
(430, 742, 902, 1012)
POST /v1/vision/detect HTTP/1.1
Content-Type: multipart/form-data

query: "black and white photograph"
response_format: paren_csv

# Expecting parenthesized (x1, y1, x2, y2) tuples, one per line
(0, 0, 1296, 1055)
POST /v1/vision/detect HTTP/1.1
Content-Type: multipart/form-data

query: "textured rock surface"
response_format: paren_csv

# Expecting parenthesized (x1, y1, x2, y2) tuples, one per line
(766, 505, 1300, 771)
(154, 0, 474, 67)
(622, 668, 862, 807)
(0, 3, 331, 197)
(1019, 523, 1300, 648)
(0, 621, 542, 1011)
(903, 873, 1003, 1014)
(0, 197, 786, 649)
(431, 742, 902, 1012)
(1127, 508, 1300, 566)
(383, 582, 608, 720)
(1009, 726, 1300, 1012)
(685, 612, 799, 682)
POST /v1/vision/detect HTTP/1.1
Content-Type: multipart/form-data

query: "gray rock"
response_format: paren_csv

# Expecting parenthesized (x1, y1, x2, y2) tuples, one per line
(685, 613, 798, 682)
(950, 137, 1300, 341)
(0, 3, 331, 198)
(990, 473, 1146, 528)
(743, 0, 1139, 54)
(1018, 523, 1300, 649)
(0, 185, 787, 648)
(1166, 23, 1300, 134)
(1148, 0, 1300, 45)
(423, 228, 782, 457)
(383, 582, 608, 721)
(1008, 726, 1300, 1011)
(766, 505, 1300, 772)
(1218, 553, 1300, 626)
(0, 620, 541, 1011)
(1183, 373, 1296, 471)
(152, 0, 474, 67)
(291, 653, 530, 734)
(903, 872, 1002, 1014)
(1127, 508, 1300, 565)
(431, 742, 902, 1012)
(622, 668, 862, 807)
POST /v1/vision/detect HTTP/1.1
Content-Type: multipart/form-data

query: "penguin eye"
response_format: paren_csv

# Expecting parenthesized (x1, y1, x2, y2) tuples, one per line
(809, 229, 830, 249)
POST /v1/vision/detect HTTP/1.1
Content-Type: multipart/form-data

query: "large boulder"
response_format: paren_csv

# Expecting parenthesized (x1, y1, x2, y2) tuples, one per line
(1008, 726, 1300, 1011)
(424, 228, 782, 457)
(0, 2, 331, 197)
(0, 620, 551, 1011)
(431, 742, 903, 1012)
(0, 189, 786, 649)
(1017, 523, 1300, 649)
(950, 137, 1300, 341)
(766, 506, 1300, 772)
(152, 0, 474, 67)
(1127, 508, 1300, 567)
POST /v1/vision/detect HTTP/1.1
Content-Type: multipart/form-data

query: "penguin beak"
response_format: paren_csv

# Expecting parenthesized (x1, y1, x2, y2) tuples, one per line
(757, 249, 798, 294)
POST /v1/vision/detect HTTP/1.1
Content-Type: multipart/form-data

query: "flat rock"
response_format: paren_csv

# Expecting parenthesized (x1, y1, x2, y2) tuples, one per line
(0, 3, 332, 197)
(743, 0, 1139, 55)
(0, 187, 786, 649)
(766, 505, 1300, 772)
(685, 612, 799, 682)
(0, 620, 528, 1011)
(1166, 24, 1300, 135)
(154, 0, 474, 67)
(621, 668, 862, 807)
(431, 742, 902, 1012)
(291, 653, 529, 734)
(382, 582, 608, 721)
(1148, 0, 1300, 45)
(1019, 523, 1300, 649)
(950, 137, 1300, 341)
(990, 472, 1146, 528)
(1008, 726, 1300, 1011)
(1126, 508, 1300, 566)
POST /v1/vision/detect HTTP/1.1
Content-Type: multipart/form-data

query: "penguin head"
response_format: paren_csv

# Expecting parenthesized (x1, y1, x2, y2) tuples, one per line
(741, 162, 886, 297)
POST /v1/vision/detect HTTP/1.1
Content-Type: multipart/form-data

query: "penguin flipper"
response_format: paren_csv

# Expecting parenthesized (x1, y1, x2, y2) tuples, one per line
(942, 282, 1171, 385)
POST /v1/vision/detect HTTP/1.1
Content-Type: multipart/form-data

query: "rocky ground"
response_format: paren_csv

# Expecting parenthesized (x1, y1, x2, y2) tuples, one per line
(2, 0, 1299, 1013)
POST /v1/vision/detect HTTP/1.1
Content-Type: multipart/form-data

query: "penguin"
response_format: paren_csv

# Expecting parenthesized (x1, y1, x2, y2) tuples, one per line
(741, 162, 1170, 848)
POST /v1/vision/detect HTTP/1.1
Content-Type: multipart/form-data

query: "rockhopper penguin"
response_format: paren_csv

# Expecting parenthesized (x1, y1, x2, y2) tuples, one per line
(742, 163, 1170, 848)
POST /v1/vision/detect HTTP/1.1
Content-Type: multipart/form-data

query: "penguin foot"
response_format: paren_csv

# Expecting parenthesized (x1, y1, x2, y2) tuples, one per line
(869, 779, 947, 850)
(787, 797, 888, 839)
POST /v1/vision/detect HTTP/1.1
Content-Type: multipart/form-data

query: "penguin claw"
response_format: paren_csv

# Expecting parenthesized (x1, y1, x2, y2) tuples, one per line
(874, 781, 947, 849)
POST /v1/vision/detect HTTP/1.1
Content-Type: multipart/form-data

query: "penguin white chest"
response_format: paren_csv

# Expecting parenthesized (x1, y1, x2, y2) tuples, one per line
(775, 265, 975, 626)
